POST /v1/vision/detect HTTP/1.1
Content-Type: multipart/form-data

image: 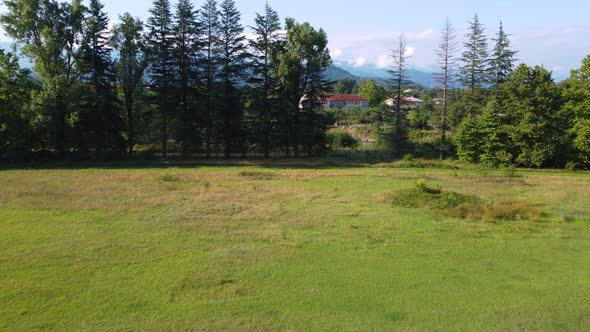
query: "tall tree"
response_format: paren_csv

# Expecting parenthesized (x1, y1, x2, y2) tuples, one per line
(435, 18, 458, 160)
(198, 0, 220, 157)
(276, 18, 332, 156)
(488, 21, 518, 91)
(218, 0, 249, 158)
(249, 2, 282, 158)
(0, 49, 38, 160)
(146, 0, 175, 159)
(387, 35, 412, 157)
(173, 0, 202, 156)
(1, 0, 85, 157)
(78, 0, 123, 158)
(562, 55, 590, 164)
(459, 13, 489, 117)
(111, 13, 148, 158)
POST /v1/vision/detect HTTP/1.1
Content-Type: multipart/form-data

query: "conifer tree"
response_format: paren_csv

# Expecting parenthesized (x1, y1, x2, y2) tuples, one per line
(459, 13, 489, 117)
(198, 0, 221, 157)
(78, 0, 123, 158)
(173, 0, 202, 156)
(435, 18, 458, 159)
(218, 0, 249, 157)
(386, 35, 412, 157)
(488, 21, 518, 91)
(249, 2, 282, 158)
(146, 0, 175, 159)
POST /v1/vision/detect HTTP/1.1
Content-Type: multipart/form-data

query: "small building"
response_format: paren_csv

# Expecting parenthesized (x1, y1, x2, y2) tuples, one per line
(300, 94, 369, 110)
(385, 97, 424, 110)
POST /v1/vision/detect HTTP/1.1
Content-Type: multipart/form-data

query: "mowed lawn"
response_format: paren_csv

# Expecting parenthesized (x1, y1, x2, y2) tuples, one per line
(1, 163, 590, 330)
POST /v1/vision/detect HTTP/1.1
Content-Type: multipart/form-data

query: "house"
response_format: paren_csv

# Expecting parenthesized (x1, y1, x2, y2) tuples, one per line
(385, 97, 424, 110)
(300, 94, 369, 110)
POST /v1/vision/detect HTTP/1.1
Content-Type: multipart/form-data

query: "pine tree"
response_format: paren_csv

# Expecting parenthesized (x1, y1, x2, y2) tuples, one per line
(488, 21, 518, 91)
(198, 0, 221, 157)
(173, 0, 202, 156)
(435, 18, 458, 160)
(146, 0, 175, 159)
(386, 35, 412, 157)
(218, 0, 249, 158)
(249, 2, 282, 158)
(111, 13, 148, 158)
(459, 13, 489, 117)
(78, 0, 123, 159)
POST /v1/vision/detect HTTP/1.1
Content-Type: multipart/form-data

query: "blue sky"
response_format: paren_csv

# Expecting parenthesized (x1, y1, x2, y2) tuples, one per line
(2, 0, 589, 78)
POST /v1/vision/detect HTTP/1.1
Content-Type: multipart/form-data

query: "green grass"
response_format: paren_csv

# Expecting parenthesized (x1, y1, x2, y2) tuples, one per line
(1, 163, 590, 330)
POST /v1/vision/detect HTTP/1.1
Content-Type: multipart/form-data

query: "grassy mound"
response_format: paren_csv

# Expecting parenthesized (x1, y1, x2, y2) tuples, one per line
(387, 179, 542, 222)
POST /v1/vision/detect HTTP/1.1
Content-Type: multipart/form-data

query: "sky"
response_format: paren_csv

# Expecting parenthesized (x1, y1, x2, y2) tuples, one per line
(1, 0, 589, 78)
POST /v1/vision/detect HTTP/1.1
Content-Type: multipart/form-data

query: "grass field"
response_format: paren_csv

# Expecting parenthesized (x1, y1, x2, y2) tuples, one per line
(1, 161, 590, 330)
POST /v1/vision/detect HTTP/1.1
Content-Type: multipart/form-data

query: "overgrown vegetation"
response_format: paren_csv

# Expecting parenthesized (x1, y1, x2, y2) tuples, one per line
(383, 179, 542, 222)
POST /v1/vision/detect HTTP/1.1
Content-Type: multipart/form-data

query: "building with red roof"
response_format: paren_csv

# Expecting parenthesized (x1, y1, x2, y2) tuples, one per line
(319, 94, 369, 110)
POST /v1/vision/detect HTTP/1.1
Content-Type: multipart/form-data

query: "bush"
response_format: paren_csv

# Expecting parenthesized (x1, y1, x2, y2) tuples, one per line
(384, 180, 542, 222)
(156, 173, 180, 183)
(238, 170, 275, 180)
(327, 131, 359, 150)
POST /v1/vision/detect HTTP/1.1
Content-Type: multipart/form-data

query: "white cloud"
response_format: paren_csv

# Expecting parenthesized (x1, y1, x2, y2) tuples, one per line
(353, 57, 366, 68)
(406, 29, 434, 41)
(327, 28, 436, 70)
(406, 46, 416, 57)
(376, 55, 392, 69)
(552, 65, 563, 72)
(330, 48, 343, 58)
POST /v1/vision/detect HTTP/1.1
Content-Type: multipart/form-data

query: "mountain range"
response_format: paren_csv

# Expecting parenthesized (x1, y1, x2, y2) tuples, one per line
(326, 61, 439, 88)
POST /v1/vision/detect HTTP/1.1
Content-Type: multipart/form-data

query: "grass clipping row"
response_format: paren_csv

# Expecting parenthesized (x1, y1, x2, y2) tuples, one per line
(381, 179, 543, 223)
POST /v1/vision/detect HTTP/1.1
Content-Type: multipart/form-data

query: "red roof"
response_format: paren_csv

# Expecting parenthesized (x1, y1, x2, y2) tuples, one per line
(321, 94, 368, 102)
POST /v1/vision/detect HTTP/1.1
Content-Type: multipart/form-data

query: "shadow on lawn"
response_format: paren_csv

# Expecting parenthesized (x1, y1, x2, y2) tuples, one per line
(0, 157, 383, 171)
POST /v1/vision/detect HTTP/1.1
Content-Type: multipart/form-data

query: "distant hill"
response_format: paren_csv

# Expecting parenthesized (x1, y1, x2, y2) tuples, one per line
(333, 61, 438, 88)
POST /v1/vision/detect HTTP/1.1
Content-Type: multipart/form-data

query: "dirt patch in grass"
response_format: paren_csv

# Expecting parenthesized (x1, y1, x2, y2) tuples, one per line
(378, 180, 543, 222)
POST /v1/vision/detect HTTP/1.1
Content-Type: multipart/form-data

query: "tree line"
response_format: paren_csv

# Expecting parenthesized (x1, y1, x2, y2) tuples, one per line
(443, 14, 589, 168)
(1, 3, 590, 168)
(326, 14, 590, 168)
(0, 0, 332, 161)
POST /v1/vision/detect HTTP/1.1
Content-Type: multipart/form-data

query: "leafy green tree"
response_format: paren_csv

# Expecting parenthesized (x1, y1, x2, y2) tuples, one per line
(455, 115, 482, 162)
(111, 13, 148, 158)
(1, 0, 85, 157)
(218, 0, 249, 157)
(478, 100, 513, 165)
(334, 77, 357, 95)
(276, 18, 332, 156)
(198, 0, 221, 157)
(562, 55, 590, 164)
(77, 0, 123, 159)
(0, 49, 39, 160)
(459, 13, 489, 117)
(502, 65, 566, 167)
(359, 79, 386, 108)
(488, 21, 517, 91)
(249, 2, 283, 158)
(146, 0, 176, 159)
(173, 0, 202, 156)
